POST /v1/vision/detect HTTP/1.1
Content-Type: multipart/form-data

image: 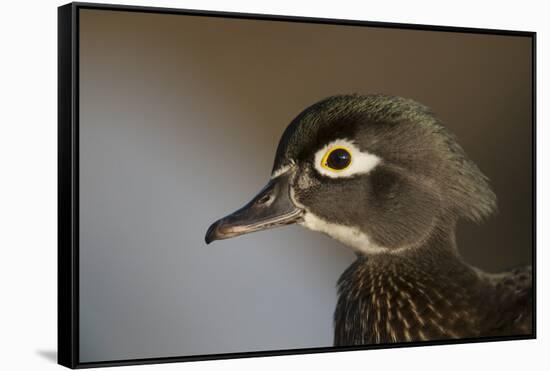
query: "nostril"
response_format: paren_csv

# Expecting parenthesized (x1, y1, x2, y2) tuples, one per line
(257, 194, 273, 205)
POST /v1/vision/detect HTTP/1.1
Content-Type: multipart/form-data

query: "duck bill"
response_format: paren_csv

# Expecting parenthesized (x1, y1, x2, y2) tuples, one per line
(205, 171, 302, 244)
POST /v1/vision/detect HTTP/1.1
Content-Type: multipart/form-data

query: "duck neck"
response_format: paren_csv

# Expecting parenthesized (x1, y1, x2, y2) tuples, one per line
(334, 224, 483, 345)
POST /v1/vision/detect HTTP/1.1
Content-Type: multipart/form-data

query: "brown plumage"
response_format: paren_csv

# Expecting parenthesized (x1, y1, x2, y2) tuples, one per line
(334, 230, 532, 345)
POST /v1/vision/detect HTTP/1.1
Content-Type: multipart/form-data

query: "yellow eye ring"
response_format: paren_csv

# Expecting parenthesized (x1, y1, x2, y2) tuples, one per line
(321, 146, 352, 172)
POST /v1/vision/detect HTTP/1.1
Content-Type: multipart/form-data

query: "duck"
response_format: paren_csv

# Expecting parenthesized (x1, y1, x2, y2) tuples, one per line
(204, 94, 532, 346)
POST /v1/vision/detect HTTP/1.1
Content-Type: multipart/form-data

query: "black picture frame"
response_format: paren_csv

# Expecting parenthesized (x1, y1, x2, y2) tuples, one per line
(58, 2, 537, 368)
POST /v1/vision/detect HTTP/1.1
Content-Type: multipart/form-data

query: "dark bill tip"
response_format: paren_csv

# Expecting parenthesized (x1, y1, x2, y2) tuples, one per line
(204, 222, 219, 244)
(204, 219, 242, 244)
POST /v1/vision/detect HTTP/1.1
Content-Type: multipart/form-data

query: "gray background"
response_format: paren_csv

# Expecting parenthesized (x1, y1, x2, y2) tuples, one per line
(79, 9, 533, 362)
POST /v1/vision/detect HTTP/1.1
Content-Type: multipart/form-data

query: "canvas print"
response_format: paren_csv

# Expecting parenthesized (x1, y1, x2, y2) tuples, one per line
(58, 3, 534, 368)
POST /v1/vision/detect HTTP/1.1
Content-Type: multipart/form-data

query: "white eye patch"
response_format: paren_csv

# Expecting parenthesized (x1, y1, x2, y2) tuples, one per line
(313, 139, 381, 178)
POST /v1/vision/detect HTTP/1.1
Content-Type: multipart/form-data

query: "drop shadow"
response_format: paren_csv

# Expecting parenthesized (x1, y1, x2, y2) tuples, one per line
(36, 349, 57, 363)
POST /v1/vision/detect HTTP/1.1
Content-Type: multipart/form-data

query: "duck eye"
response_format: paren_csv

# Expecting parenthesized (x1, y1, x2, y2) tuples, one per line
(322, 147, 352, 171)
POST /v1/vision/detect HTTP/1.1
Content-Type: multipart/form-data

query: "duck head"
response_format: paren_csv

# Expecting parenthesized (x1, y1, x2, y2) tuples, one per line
(205, 95, 496, 255)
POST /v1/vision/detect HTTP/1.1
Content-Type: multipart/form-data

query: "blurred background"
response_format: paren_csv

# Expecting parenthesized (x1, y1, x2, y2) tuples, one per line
(79, 8, 533, 362)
